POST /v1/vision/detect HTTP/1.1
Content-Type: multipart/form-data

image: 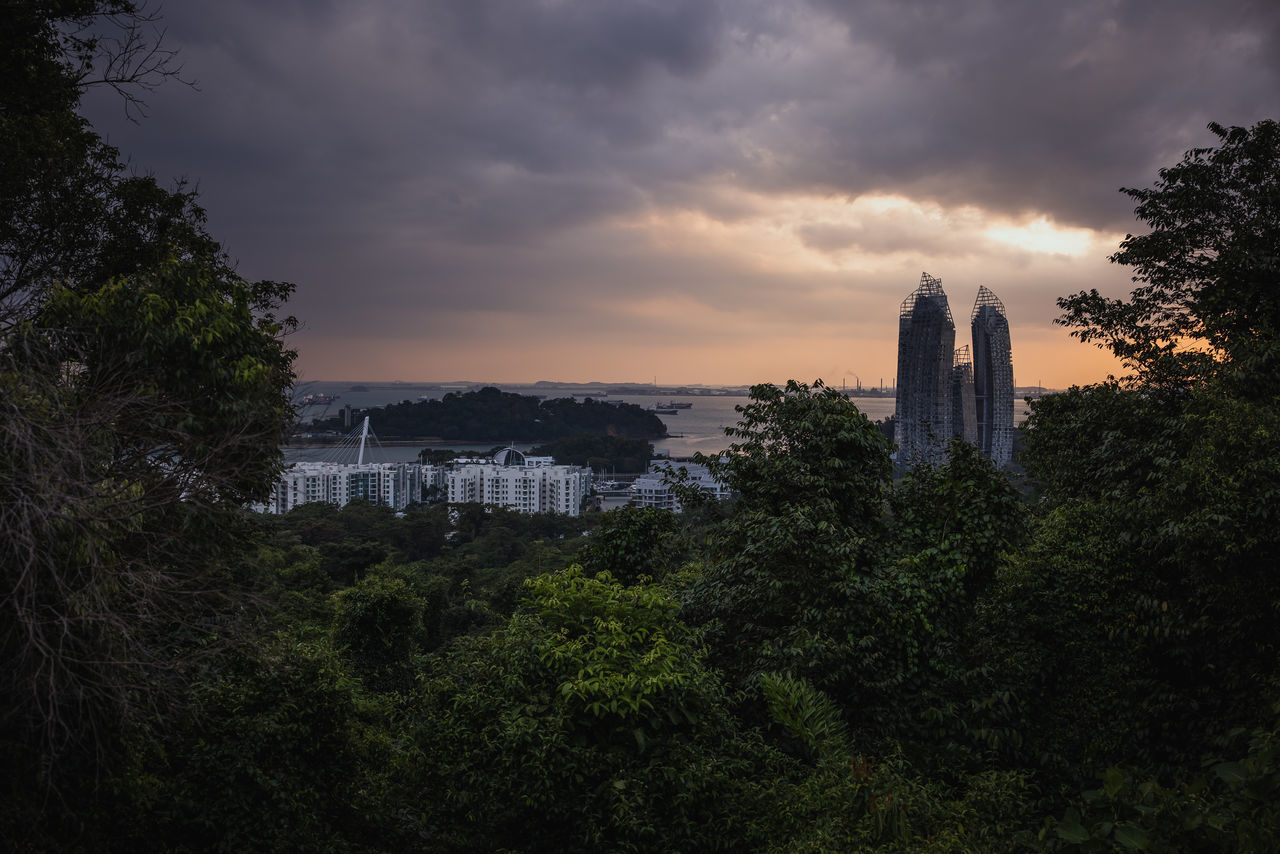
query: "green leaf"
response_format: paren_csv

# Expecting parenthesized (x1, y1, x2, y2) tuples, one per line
(1113, 822, 1147, 850)
(1056, 818, 1090, 843)
(1214, 761, 1248, 784)
(1103, 766, 1126, 798)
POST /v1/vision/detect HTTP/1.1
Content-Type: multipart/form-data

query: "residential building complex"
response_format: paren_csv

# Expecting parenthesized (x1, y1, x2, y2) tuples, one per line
(258, 462, 428, 514)
(971, 286, 1015, 467)
(894, 274, 1014, 467)
(446, 448, 592, 516)
(894, 272, 956, 465)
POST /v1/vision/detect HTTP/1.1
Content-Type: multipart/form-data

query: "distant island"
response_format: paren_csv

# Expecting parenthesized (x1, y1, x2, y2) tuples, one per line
(313, 386, 668, 441)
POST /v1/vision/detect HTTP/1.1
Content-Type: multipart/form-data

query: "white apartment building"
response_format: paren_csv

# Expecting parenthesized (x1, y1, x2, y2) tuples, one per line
(258, 462, 433, 514)
(630, 459, 729, 512)
(446, 448, 592, 516)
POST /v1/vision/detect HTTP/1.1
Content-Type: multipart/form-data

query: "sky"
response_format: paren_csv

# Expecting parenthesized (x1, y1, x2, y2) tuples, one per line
(83, 0, 1280, 388)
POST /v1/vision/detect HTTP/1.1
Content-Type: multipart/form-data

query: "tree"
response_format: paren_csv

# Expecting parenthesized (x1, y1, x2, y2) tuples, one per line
(407, 566, 785, 852)
(1013, 119, 1280, 781)
(681, 381, 895, 692)
(1, 2, 222, 327)
(351, 388, 667, 441)
(1, 263, 295, 786)
(891, 439, 1026, 595)
(700, 379, 892, 526)
(0, 3, 297, 811)
(140, 637, 393, 853)
(331, 569, 430, 693)
(577, 504, 683, 585)
(1057, 120, 1280, 395)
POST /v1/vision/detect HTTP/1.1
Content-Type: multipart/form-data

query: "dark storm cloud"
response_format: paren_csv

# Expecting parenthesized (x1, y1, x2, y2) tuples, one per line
(77, 0, 1280, 380)
(425, 0, 723, 89)
(81, 0, 756, 349)
(794, 0, 1280, 226)
(91, 0, 1280, 245)
(108, 0, 730, 241)
(796, 217, 976, 257)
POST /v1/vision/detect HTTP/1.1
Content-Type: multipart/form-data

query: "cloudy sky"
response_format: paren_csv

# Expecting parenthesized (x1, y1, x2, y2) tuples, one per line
(83, 0, 1280, 388)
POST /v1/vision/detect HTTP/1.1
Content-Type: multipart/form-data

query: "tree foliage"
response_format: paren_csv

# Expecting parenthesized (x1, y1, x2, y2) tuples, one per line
(1, 263, 295, 779)
(682, 381, 896, 694)
(892, 439, 1026, 594)
(577, 504, 683, 585)
(1011, 120, 1280, 793)
(1058, 120, 1280, 394)
(407, 566, 783, 852)
(1, 2, 223, 326)
(0, 3, 298, 818)
(701, 379, 892, 525)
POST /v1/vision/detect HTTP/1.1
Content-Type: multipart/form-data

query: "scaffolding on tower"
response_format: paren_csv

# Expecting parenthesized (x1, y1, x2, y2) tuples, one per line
(894, 272, 956, 466)
(970, 286, 1014, 466)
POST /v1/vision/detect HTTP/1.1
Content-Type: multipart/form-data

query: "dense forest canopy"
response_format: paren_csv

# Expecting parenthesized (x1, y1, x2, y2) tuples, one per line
(319, 386, 668, 441)
(5, 4, 1280, 851)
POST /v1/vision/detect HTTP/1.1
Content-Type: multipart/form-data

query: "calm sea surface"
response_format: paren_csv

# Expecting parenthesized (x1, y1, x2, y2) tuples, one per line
(286, 382, 1029, 465)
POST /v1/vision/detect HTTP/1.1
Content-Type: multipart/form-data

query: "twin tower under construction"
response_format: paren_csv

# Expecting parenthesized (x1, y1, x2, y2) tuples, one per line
(894, 272, 1014, 467)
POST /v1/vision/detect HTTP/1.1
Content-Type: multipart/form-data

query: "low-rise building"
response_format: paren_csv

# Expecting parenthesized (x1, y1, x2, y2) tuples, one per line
(630, 459, 728, 512)
(260, 446, 589, 517)
(446, 448, 592, 516)
(258, 462, 428, 514)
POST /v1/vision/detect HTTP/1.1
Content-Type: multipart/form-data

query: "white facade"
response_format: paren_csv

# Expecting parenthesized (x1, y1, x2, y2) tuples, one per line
(446, 449, 591, 515)
(261, 449, 591, 516)
(422, 464, 446, 501)
(258, 462, 431, 514)
(630, 459, 728, 512)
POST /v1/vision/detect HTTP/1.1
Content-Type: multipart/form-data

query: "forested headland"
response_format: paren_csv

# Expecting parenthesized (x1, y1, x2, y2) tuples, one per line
(315, 386, 668, 441)
(5, 4, 1280, 851)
